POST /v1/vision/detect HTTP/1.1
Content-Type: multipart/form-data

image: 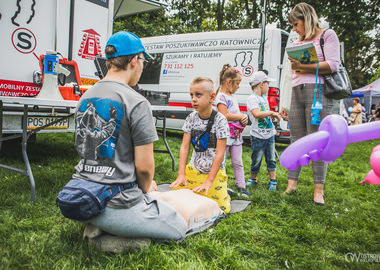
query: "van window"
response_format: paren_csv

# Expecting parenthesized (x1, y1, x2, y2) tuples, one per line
(280, 33, 288, 64)
(139, 53, 163, 84)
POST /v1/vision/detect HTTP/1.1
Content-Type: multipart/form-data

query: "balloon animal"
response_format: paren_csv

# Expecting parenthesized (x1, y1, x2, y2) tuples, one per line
(361, 145, 380, 185)
(279, 115, 380, 184)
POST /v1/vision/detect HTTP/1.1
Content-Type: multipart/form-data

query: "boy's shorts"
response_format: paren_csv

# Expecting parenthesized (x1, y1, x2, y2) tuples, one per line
(174, 164, 231, 213)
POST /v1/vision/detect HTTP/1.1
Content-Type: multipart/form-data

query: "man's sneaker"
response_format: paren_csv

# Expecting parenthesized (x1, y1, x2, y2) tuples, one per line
(238, 188, 250, 197)
(268, 180, 277, 191)
(246, 178, 257, 187)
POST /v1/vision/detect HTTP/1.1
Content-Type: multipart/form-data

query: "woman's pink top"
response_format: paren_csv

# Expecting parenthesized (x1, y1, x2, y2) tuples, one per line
(292, 29, 341, 87)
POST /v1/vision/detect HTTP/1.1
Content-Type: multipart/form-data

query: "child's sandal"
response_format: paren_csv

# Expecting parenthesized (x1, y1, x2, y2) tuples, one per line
(268, 180, 277, 191)
(246, 178, 257, 187)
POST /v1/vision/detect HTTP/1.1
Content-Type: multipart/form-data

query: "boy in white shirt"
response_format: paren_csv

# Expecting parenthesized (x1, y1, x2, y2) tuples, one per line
(246, 71, 281, 191)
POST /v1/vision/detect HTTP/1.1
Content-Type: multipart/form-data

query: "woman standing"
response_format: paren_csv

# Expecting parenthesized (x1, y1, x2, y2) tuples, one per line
(350, 97, 362, 125)
(282, 3, 341, 205)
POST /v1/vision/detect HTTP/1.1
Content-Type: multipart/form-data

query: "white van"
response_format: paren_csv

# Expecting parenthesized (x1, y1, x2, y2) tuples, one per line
(139, 28, 290, 140)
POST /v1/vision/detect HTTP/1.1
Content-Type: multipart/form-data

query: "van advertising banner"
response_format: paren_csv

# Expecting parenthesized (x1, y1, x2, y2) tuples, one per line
(144, 37, 261, 53)
(160, 50, 257, 93)
(140, 29, 286, 134)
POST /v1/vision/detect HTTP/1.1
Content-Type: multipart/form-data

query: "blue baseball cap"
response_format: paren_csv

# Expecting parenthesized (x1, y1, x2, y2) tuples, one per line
(105, 31, 152, 59)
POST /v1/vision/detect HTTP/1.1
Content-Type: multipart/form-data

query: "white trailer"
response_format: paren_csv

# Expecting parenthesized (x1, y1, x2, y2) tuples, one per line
(0, 0, 167, 202)
(0, 0, 166, 133)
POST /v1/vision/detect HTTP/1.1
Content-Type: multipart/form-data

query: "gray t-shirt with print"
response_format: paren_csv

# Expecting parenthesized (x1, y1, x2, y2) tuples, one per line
(182, 111, 228, 174)
(72, 80, 159, 208)
(246, 93, 276, 139)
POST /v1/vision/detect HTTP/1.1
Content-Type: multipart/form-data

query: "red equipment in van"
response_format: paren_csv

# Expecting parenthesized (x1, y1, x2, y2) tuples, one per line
(37, 55, 91, 100)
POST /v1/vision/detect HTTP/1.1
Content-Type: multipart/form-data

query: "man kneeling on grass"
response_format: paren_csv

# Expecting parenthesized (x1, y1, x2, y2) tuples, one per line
(72, 31, 187, 240)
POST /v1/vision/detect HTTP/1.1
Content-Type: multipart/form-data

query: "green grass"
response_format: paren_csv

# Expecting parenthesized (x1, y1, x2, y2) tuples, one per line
(0, 132, 379, 269)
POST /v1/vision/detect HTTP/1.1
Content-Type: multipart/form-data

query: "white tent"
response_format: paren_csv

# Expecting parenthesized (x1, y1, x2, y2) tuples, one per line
(353, 77, 380, 97)
(344, 78, 380, 117)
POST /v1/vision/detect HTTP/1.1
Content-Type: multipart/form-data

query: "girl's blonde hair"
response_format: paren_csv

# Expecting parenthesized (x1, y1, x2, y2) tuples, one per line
(217, 64, 241, 94)
(288, 2, 320, 41)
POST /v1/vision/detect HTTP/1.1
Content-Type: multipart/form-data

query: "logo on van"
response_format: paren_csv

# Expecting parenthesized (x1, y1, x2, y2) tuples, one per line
(242, 65, 254, 77)
(11, 28, 37, 54)
(10, 0, 36, 27)
(234, 51, 254, 77)
(234, 51, 253, 67)
(78, 29, 102, 60)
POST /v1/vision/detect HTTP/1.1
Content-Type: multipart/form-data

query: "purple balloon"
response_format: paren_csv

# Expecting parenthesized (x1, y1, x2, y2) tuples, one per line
(318, 115, 348, 162)
(309, 150, 320, 161)
(280, 130, 329, 170)
(299, 154, 310, 166)
(280, 115, 380, 170)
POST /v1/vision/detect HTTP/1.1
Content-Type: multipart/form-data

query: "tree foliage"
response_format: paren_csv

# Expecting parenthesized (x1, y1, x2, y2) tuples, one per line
(114, 0, 380, 88)
(313, 0, 380, 88)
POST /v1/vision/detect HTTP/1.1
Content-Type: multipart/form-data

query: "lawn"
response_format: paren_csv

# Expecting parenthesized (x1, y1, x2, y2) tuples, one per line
(0, 131, 379, 269)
